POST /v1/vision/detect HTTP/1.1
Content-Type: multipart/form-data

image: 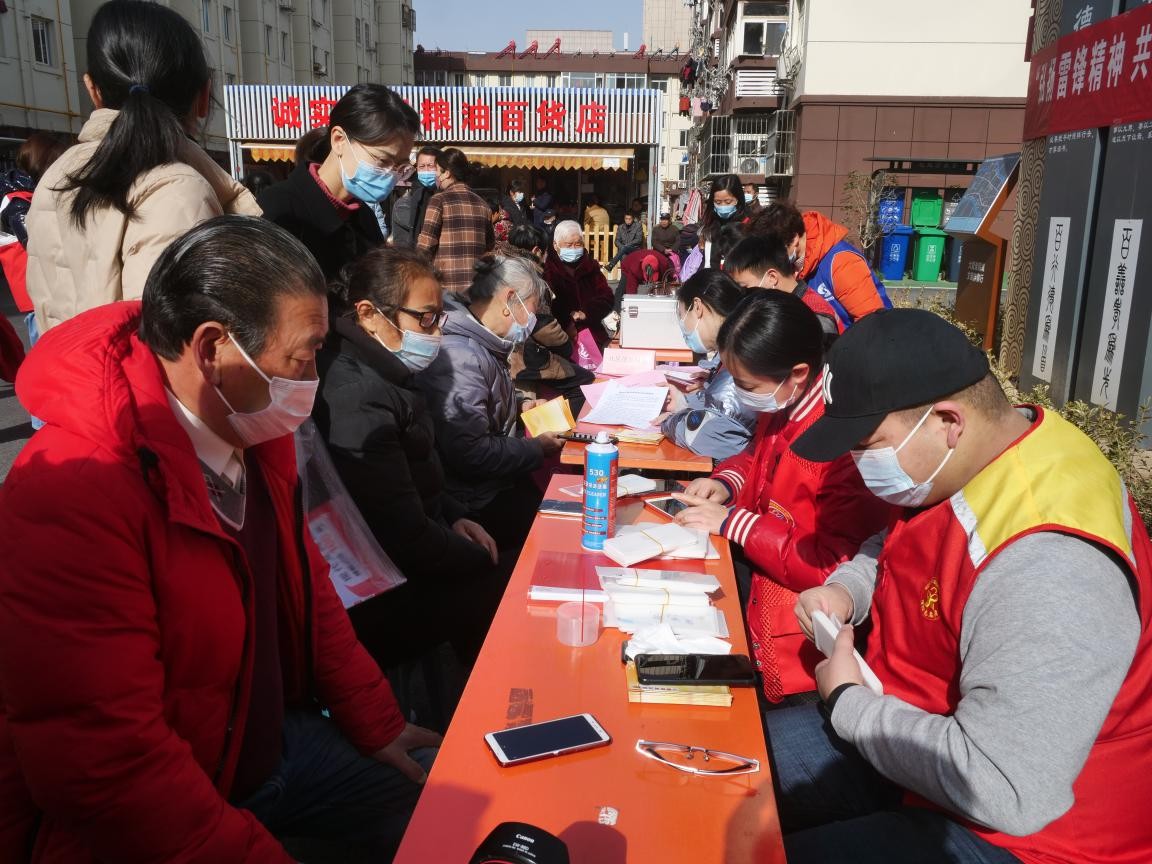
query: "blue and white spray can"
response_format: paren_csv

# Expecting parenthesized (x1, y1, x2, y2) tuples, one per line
(581, 431, 619, 551)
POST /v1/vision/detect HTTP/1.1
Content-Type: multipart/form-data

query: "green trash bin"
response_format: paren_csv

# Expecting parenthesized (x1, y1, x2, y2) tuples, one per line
(910, 189, 944, 228)
(913, 228, 947, 282)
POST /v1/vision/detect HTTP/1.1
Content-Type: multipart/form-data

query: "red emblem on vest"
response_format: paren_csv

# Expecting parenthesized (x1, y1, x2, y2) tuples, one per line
(920, 577, 940, 620)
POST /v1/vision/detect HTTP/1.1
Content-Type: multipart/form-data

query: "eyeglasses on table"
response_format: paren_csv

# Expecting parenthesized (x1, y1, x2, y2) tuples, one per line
(635, 739, 760, 776)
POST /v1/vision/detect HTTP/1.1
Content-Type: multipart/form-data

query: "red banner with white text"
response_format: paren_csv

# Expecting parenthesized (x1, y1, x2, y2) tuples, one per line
(1024, 2, 1152, 140)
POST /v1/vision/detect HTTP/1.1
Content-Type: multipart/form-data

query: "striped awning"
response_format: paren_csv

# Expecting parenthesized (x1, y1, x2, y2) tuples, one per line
(460, 147, 634, 171)
(242, 143, 295, 163)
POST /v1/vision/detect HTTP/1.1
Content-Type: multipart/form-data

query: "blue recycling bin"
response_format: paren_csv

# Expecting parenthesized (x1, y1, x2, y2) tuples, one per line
(880, 225, 914, 281)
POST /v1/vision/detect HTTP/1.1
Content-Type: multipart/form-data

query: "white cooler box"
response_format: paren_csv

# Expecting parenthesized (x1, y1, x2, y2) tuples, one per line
(619, 295, 691, 351)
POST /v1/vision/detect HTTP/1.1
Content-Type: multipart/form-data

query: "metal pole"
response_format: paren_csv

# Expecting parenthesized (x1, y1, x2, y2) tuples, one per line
(649, 144, 659, 243)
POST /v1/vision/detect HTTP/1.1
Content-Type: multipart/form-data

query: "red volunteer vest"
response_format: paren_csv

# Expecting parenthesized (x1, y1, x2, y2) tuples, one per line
(868, 408, 1152, 864)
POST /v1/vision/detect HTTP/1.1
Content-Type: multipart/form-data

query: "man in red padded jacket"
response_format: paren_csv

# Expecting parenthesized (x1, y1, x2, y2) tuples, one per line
(0, 217, 439, 864)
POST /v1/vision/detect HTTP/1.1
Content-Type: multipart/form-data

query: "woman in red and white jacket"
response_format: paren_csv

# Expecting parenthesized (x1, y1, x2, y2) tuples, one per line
(673, 290, 891, 702)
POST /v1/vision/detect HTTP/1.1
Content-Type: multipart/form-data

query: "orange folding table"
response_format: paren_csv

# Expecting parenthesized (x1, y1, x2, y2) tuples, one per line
(558, 404, 714, 475)
(393, 476, 786, 864)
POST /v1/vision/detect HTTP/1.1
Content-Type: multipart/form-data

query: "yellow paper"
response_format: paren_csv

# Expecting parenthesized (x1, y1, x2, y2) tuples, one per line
(522, 396, 576, 437)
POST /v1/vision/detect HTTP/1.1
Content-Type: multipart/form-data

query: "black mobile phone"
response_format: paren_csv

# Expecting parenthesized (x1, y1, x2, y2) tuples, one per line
(537, 499, 583, 517)
(634, 653, 757, 687)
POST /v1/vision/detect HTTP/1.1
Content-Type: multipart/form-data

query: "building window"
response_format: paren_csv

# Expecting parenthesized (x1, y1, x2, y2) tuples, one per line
(364, 24, 371, 51)
(650, 76, 668, 92)
(741, 2, 789, 56)
(679, 130, 688, 147)
(563, 71, 597, 88)
(523, 74, 536, 87)
(31, 16, 54, 66)
(222, 6, 232, 41)
(265, 25, 274, 57)
(354, 17, 361, 45)
(453, 72, 466, 86)
(472, 73, 487, 86)
(433, 69, 447, 86)
(498, 74, 512, 87)
(201, 0, 211, 33)
(281, 31, 289, 62)
(225, 72, 236, 85)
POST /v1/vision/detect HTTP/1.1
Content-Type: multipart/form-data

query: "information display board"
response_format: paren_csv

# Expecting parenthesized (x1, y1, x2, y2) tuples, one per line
(1072, 121, 1152, 424)
(1019, 131, 1103, 401)
(943, 154, 1021, 236)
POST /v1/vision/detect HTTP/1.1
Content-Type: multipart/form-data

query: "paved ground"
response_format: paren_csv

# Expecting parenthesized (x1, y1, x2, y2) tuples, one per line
(0, 291, 32, 483)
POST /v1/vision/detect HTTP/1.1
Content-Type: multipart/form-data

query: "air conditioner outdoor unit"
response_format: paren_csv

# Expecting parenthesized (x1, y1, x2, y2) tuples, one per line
(313, 62, 327, 75)
(278, 0, 292, 9)
(738, 156, 767, 175)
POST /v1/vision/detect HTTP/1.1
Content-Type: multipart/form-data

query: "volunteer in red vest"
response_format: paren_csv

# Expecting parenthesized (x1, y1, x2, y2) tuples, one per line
(671, 290, 890, 702)
(725, 234, 843, 347)
(772, 308, 1152, 864)
(0, 216, 440, 863)
(752, 200, 891, 327)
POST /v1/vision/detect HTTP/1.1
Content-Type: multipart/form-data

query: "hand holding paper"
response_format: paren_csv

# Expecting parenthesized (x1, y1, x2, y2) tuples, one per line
(521, 396, 576, 437)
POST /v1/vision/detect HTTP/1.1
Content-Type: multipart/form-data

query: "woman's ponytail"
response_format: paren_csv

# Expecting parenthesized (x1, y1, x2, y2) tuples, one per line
(61, 0, 210, 227)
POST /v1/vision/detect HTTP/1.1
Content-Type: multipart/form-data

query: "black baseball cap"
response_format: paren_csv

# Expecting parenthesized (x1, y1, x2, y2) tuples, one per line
(792, 308, 990, 462)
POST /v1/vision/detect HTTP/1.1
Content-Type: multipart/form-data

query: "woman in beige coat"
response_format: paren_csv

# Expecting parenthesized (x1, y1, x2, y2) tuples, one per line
(25, 0, 260, 333)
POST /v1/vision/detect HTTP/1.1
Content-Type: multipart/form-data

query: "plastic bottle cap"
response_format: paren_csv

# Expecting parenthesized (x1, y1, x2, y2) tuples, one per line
(594, 430, 612, 444)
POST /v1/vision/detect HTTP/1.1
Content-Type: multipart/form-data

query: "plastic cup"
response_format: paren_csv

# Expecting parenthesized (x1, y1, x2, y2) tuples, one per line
(556, 601, 601, 647)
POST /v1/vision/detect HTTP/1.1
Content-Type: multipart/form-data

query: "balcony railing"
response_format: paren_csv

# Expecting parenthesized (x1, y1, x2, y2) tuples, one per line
(698, 109, 795, 178)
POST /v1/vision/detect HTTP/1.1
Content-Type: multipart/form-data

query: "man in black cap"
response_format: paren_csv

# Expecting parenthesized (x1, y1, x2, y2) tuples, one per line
(764, 308, 1152, 863)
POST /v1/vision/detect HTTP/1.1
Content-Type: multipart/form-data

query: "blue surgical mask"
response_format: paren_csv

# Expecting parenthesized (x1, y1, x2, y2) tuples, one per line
(513, 192, 524, 203)
(417, 170, 437, 188)
(734, 379, 795, 414)
(678, 310, 707, 354)
(851, 406, 954, 507)
(714, 203, 738, 219)
(558, 247, 584, 264)
(506, 295, 537, 344)
(376, 311, 442, 372)
(340, 142, 399, 203)
(745, 193, 756, 204)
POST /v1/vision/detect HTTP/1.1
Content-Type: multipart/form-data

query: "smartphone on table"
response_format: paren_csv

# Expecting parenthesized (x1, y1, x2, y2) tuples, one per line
(484, 713, 611, 766)
(643, 495, 691, 519)
(634, 653, 757, 687)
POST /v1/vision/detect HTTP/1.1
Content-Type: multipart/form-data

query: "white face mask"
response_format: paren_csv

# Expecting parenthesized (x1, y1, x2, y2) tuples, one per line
(215, 335, 318, 446)
(505, 294, 537, 344)
(851, 406, 954, 507)
(734, 379, 796, 413)
(376, 310, 442, 372)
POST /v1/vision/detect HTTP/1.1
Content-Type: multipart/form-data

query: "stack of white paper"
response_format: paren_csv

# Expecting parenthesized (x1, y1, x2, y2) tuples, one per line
(616, 474, 660, 496)
(582, 383, 669, 429)
(615, 525, 720, 560)
(596, 566, 721, 595)
(601, 523, 699, 567)
(604, 603, 730, 637)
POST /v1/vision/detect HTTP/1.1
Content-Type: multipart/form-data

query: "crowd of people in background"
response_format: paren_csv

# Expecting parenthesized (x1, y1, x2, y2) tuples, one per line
(0, 3, 1149, 862)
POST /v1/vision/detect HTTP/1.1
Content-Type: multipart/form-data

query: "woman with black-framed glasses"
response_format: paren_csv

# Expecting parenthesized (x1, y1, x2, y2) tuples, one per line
(313, 245, 507, 681)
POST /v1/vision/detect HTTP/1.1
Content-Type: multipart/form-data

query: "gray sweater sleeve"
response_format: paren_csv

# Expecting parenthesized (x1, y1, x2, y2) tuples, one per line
(826, 530, 885, 624)
(830, 532, 1140, 836)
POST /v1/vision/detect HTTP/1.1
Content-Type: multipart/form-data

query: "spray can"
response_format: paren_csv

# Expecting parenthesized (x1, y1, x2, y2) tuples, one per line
(581, 431, 619, 551)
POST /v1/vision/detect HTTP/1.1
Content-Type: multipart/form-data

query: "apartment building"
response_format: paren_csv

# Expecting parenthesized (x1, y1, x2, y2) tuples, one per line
(0, 0, 414, 162)
(682, 0, 1031, 234)
(783, 0, 1031, 237)
(0, 0, 84, 153)
(684, 0, 795, 201)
